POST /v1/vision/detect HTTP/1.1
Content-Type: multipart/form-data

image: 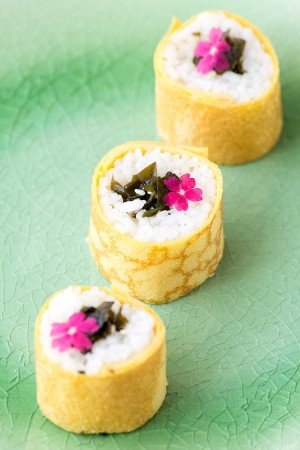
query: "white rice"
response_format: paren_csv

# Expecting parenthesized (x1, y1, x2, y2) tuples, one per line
(39, 286, 154, 375)
(99, 147, 217, 243)
(162, 11, 274, 103)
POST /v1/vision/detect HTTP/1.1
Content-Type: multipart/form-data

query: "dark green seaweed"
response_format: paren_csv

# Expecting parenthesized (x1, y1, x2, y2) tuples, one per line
(110, 162, 179, 218)
(221, 30, 245, 74)
(193, 56, 201, 67)
(192, 29, 246, 75)
(123, 162, 157, 197)
(81, 302, 128, 348)
(111, 178, 129, 201)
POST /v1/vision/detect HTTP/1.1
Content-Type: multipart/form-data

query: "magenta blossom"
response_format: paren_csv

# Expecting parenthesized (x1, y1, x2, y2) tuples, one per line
(163, 173, 203, 211)
(194, 28, 230, 74)
(51, 312, 99, 352)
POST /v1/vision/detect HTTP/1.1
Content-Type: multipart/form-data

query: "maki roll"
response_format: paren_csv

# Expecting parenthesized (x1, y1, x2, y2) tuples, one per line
(154, 11, 282, 165)
(89, 141, 223, 304)
(35, 286, 166, 434)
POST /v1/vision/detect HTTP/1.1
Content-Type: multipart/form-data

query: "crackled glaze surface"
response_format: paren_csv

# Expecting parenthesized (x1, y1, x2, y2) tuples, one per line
(1, 0, 300, 449)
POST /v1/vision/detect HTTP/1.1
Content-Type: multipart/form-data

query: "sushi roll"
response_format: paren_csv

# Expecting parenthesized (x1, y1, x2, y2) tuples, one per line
(35, 286, 166, 434)
(154, 11, 282, 165)
(89, 141, 223, 304)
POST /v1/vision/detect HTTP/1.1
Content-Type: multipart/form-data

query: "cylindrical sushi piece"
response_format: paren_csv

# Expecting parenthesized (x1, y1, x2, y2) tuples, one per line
(154, 10, 282, 165)
(89, 141, 223, 304)
(35, 286, 166, 434)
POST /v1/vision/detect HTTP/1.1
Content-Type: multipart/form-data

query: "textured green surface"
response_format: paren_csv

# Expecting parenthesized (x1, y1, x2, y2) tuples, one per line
(0, 0, 300, 449)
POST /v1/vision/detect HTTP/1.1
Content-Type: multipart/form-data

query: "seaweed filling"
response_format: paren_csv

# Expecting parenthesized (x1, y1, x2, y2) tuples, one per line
(193, 29, 246, 75)
(81, 302, 128, 349)
(111, 162, 179, 218)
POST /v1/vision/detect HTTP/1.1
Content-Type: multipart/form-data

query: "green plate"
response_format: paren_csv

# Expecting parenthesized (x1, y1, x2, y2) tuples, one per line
(1, 0, 299, 448)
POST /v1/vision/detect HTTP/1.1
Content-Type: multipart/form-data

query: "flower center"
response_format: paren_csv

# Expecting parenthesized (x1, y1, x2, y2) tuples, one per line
(209, 46, 217, 55)
(68, 326, 77, 335)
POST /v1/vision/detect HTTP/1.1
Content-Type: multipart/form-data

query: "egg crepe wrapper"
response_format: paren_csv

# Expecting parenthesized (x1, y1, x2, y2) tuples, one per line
(154, 11, 283, 165)
(35, 286, 167, 434)
(89, 141, 224, 304)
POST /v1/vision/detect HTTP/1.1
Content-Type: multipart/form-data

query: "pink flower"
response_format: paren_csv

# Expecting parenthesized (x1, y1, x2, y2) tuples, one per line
(194, 28, 230, 74)
(51, 312, 99, 352)
(163, 173, 203, 211)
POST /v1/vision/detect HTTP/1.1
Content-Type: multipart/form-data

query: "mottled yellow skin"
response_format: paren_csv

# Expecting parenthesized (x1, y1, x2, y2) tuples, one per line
(89, 141, 223, 304)
(35, 286, 167, 434)
(154, 11, 283, 165)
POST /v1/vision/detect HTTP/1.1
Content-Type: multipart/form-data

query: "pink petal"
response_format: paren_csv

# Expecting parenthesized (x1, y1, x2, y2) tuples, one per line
(164, 176, 180, 192)
(164, 191, 180, 207)
(52, 335, 73, 352)
(68, 311, 85, 327)
(217, 39, 231, 53)
(180, 174, 196, 191)
(184, 188, 203, 202)
(197, 54, 215, 74)
(51, 322, 69, 336)
(78, 317, 99, 334)
(72, 332, 93, 351)
(214, 53, 230, 73)
(209, 28, 223, 44)
(194, 41, 211, 57)
(175, 195, 188, 211)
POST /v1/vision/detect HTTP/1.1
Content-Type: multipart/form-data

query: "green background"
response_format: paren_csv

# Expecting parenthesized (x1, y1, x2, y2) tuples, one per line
(0, 0, 299, 448)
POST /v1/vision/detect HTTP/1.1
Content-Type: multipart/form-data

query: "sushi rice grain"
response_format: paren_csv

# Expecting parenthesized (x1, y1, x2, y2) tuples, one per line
(99, 147, 217, 243)
(39, 286, 154, 374)
(163, 11, 274, 103)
